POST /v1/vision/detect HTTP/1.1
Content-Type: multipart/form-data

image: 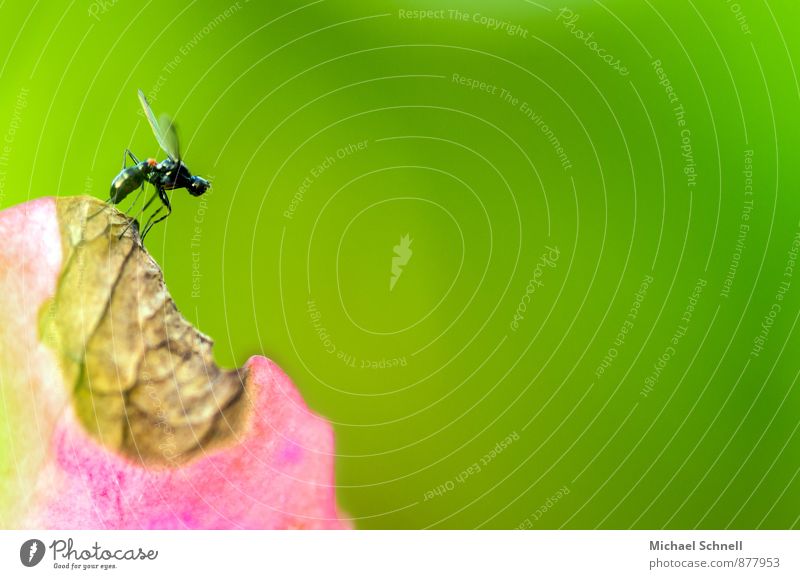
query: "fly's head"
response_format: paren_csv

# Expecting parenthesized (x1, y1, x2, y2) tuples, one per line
(188, 175, 210, 197)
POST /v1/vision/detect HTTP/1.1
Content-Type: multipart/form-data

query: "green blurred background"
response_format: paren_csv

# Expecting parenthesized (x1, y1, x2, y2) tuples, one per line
(1, 0, 799, 528)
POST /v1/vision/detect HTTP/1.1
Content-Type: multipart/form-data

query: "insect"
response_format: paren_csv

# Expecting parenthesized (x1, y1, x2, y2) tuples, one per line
(104, 89, 210, 240)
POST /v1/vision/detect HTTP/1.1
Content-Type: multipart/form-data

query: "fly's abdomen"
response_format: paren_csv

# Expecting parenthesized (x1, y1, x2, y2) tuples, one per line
(109, 167, 144, 204)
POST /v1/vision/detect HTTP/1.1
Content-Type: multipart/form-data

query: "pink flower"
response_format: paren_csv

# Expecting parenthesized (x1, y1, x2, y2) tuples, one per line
(0, 197, 348, 529)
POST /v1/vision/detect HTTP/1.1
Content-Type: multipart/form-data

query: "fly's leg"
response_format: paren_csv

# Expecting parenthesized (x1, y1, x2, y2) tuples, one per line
(119, 188, 160, 239)
(87, 202, 109, 220)
(121, 182, 146, 214)
(141, 188, 172, 241)
(123, 148, 140, 169)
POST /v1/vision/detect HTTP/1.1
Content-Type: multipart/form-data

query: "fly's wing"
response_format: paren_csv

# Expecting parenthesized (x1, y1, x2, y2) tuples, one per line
(137, 89, 181, 161)
(159, 114, 181, 162)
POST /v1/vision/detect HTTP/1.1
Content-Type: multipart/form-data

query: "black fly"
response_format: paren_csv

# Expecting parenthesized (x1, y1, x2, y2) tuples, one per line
(105, 89, 210, 241)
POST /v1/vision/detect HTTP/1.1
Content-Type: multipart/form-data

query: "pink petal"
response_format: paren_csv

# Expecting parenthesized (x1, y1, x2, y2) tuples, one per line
(0, 197, 348, 529)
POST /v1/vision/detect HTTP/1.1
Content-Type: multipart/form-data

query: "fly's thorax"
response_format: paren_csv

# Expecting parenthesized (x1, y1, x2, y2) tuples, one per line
(156, 157, 178, 171)
(156, 159, 195, 190)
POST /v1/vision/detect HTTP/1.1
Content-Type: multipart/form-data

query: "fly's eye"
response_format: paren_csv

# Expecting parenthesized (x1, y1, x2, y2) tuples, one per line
(189, 177, 210, 196)
(147, 158, 157, 167)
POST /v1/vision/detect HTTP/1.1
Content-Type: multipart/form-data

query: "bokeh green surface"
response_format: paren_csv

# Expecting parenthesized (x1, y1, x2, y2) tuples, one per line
(1, 0, 799, 528)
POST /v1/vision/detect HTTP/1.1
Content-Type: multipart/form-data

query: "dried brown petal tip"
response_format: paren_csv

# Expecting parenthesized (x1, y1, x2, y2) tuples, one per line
(40, 196, 248, 466)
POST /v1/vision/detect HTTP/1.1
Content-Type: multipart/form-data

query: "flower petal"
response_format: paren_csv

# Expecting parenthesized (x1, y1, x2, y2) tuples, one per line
(0, 196, 348, 529)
